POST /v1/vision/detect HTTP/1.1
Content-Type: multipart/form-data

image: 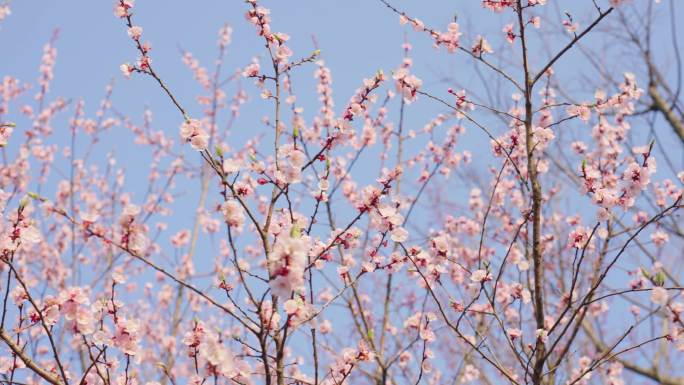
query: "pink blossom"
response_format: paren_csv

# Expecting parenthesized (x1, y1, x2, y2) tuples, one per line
(471, 35, 493, 55)
(120, 63, 134, 78)
(319, 319, 332, 334)
(508, 328, 522, 340)
(0, 5, 11, 22)
(112, 318, 141, 355)
(535, 328, 549, 343)
(390, 227, 408, 242)
(268, 234, 309, 297)
(563, 20, 579, 33)
(127, 26, 143, 40)
(435, 22, 462, 53)
(19, 224, 41, 243)
(222, 200, 245, 229)
(222, 158, 241, 174)
(531, 16, 541, 28)
(0, 122, 14, 146)
(170, 229, 191, 248)
(566, 103, 591, 122)
(199, 332, 236, 377)
(568, 226, 592, 249)
(180, 118, 209, 151)
(432, 234, 449, 254)
(482, 0, 515, 12)
(114, 0, 134, 18)
(470, 269, 491, 283)
(650, 286, 668, 306)
(651, 230, 669, 247)
(503, 23, 515, 43)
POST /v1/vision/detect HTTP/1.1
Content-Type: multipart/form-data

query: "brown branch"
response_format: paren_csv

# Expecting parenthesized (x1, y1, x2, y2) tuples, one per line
(650, 83, 684, 144)
(531, 7, 614, 87)
(583, 323, 684, 385)
(0, 329, 63, 385)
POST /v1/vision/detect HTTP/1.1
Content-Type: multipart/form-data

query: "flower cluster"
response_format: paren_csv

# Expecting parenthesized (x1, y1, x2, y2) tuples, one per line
(323, 340, 376, 385)
(471, 35, 493, 56)
(180, 118, 210, 151)
(392, 66, 422, 104)
(113, 0, 134, 18)
(398, 14, 462, 53)
(343, 70, 385, 121)
(0, 204, 41, 253)
(221, 200, 245, 230)
(244, 1, 293, 65)
(118, 204, 147, 254)
(182, 321, 250, 379)
(275, 144, 306, 185)
(268, 232, 311, 298)
(59, 287, 95, 334)
(481, 0, 515, 12)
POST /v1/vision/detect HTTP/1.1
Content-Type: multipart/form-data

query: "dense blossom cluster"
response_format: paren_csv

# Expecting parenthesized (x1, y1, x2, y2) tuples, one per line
(180, 118, 210, 151)
(392, 50, 423, 104)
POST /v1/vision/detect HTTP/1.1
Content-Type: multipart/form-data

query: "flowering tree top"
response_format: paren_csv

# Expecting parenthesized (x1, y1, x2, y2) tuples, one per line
(0, 0, 682, 385)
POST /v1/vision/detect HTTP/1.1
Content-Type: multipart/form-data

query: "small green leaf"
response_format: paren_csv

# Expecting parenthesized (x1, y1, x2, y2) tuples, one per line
(290, 224, 301, 238)
(640, 267, 651, 279)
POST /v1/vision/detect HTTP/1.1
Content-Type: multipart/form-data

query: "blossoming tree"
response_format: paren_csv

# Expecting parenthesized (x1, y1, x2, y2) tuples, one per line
(0, 0, 682, 385)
